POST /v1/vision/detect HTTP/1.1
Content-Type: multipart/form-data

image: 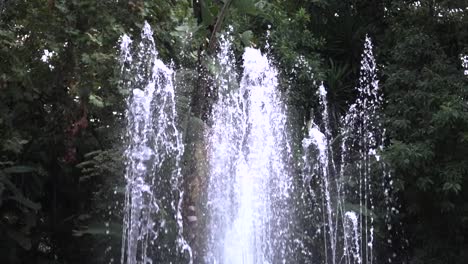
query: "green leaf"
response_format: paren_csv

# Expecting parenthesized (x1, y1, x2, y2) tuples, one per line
(89, 94, 104, 108)
(73, 222, 121, 237)
(240, 30, 253, 46)
(84, 150, 102, 158)
(81, 53, 92, 64)
(2, 138, 26, 154)
(416, 177, 434, 191)
(85, 32, 103, 46)
(201, 0, 215, 26)
(76, 160, 94, 169)
(3, 166, 35, 174)
(233, 0, 258, 15)
(443, 182, 462, 194)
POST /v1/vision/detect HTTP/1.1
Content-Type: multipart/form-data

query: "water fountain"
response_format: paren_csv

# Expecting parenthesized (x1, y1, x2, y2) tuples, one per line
(118, 26, 395, 264)
(205, 37, 294, 263)
(120, 22, 191, 264)
(301, 83, 342, 264)
(302, 35, 391, 264)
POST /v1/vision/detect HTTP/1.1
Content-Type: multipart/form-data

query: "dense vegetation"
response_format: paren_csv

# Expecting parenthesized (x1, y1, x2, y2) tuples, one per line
(1, 0, 467, 263)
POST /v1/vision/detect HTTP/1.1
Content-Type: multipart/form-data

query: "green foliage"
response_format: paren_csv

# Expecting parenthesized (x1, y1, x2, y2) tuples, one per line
(0, 0, 467, 263)
(383, 3, 468, 263)
(0, 0, 189, 262)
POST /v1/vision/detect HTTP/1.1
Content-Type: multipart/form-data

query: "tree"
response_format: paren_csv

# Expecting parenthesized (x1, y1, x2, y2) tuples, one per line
(383, 2, 468, 263)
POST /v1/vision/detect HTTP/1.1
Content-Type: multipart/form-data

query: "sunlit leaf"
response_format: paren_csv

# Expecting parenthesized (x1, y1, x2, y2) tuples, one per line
(89, 94, 104, 108)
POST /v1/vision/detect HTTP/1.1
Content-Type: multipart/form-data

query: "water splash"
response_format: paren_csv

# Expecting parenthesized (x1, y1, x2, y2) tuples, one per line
(340, 35, 382, 264)
(461, 54, 468, 76)
(120, 22, 191, 264)
(206, 39, 294, 263)
(302, 35, 390, 264)
(205, 34, 247, 262)
(301, 83, 340, 264)
(344, 212, 361, 264)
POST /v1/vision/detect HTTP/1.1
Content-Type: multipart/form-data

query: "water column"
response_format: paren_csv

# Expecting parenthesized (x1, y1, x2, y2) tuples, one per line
(302, 35, 387, 264)
(301, 84, 342, 264)
(206, 43, 293, 263)
(120, 22, 191, 264)
(206, 35, 247, 262)
(340, 35, 383, 264)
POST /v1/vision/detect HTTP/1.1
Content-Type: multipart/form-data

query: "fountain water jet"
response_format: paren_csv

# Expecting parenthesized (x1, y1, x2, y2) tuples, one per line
(302, 35, 391, 264)
(118, 27, 396, 264)
(120, 22, 191, 264)
(206, 38, 294, 264)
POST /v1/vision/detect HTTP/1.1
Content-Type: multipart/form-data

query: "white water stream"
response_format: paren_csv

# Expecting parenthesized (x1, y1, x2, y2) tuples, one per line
(206, 39, 293, 264)
(120, 22, 191, 264)
(118, 26, 395, 264)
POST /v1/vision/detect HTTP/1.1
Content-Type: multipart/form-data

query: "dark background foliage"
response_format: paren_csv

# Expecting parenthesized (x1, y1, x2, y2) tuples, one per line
(0, 0, 467, 263)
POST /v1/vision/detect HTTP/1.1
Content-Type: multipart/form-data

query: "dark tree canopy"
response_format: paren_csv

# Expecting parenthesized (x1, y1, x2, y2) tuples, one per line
(0, 0, 467, 263)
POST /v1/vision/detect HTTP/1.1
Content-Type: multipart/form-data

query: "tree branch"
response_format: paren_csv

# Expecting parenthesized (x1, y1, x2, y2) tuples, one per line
(207, 0, 233, 53)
